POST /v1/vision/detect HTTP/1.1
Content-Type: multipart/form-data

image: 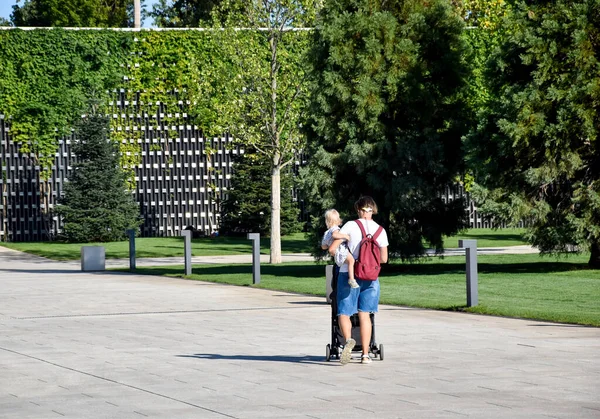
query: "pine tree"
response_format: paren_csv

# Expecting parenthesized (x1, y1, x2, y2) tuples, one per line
(55, 114, 141, 243)
(468, 0, 600, 267)
(301, 0, 472, 258)
(219, 149, 302, 237)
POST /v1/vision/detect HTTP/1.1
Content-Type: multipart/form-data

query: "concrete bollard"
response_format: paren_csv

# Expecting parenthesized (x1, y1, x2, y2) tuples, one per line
(458, 239, 478, 307)
(81, 246, 106, 272)
(181, 230, 192, 275)
(247, 233, 261, 284)
(127, 229, 136, 271)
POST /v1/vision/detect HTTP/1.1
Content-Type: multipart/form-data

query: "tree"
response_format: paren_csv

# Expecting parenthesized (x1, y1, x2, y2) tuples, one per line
(0, 17, 12, 26)
(11, 0, 146, 27)
(301, 0, 472, 259)
(219, 148, 302, 236)
(150, 0, 223, 27)
(55, 113, 141, 243)
(467, 0, 600, 267)
(210, 0, 320, 263)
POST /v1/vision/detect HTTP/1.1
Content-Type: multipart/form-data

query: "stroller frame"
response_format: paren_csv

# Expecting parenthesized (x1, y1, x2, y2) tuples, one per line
(325, 267, 384, 362)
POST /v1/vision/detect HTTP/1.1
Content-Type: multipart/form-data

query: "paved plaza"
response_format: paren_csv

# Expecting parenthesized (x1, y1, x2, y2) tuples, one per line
(0, 246, 599, 418)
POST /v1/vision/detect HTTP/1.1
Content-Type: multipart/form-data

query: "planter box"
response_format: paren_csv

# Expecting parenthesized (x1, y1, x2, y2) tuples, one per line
(81, 246, 106, 272)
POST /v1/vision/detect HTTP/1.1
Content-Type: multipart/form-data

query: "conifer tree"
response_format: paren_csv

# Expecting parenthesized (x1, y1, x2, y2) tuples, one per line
(55, 114, 141, 242)
(302, 0, 472, 258)
(219, 149, 302, 236)
(467, 0, 600, 267)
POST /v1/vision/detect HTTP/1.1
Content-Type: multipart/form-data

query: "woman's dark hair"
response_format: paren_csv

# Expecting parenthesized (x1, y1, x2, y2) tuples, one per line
(354, 196, 378, 215)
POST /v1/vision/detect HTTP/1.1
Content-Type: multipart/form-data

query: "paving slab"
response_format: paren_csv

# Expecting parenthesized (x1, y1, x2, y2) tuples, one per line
(0, 246, 598, 419)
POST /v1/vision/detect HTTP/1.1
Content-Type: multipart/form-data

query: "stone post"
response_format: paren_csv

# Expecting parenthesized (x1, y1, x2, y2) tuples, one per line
(247, 233, 261, 284)
(458, 239, 478, 307)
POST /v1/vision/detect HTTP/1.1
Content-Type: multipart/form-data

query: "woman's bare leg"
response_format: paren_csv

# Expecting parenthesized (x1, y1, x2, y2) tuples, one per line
(358, 311, 371, 356)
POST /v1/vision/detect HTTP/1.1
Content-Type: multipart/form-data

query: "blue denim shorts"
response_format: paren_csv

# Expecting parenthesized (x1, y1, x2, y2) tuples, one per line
(336, 272, 380, 316)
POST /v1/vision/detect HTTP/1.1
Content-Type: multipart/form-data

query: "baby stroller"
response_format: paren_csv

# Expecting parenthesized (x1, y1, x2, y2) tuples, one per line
(325, 267, 384, 362)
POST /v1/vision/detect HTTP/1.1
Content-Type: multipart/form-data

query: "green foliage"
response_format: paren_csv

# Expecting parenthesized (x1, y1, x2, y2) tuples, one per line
(302, 0, 472, 259)
(0, 29, 130, 179)
(219, 149, 302, 236)
(209, 0, 321, 262)
(55, 114, 141, 243)
(150, 0, 222, 27)
(468, 0, 600, 266)
(10, 0, 147, 27)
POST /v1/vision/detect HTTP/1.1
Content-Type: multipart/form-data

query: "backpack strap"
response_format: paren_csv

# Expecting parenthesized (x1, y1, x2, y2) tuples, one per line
(354, 219, 367, 238)
(372, 226, 383, 242)
(354, 220, 383, 242)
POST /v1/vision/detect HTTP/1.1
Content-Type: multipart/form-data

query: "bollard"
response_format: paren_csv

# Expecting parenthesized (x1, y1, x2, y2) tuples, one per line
(181, 230, 192, 275)
(458, 239, 478, 307)
(127, 229, 136, 271)
(247, 233, 261, 284)
(81, 246, 106, 272)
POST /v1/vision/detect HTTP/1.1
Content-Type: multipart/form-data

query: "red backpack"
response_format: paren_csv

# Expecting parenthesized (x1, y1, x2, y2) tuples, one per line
(354, 220, 384, 281)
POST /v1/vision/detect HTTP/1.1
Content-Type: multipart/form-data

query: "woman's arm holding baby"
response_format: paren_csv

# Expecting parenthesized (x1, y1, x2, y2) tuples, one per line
(331, 231, 350, 241)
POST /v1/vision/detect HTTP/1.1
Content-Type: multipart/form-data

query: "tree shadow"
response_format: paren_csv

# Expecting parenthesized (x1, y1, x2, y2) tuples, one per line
(130, 263, 325, 279)
(385, 261, 591, 275)
(177, 353, 330, 365)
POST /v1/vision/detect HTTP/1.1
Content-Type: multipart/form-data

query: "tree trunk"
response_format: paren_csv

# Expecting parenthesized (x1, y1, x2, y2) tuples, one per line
(134, 0, 141, 28)
(589, 240, 600, 269)
(270, 160, 282, 264)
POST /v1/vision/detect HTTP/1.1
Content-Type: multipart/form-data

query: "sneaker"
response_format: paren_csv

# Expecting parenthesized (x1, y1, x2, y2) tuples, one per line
(340, 338, 355, 365)
(361, 354, 372, 364)
(348, 278, 360, 289)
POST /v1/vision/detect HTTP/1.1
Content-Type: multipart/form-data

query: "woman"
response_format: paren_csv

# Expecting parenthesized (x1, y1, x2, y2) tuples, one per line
(329, 196, 389, 365)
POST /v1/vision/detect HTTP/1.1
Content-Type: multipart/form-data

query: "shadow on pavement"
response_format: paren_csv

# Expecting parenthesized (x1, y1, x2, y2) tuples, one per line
(178, 353, 330, 365)
(0, 268, 86, 274)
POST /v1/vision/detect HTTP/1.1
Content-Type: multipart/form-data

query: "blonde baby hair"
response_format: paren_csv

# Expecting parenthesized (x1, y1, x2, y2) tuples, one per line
(324, 209, 342, 229)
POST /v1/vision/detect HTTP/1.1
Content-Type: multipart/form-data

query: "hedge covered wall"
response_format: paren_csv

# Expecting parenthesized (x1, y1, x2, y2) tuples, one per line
(0, 29, 241, 240)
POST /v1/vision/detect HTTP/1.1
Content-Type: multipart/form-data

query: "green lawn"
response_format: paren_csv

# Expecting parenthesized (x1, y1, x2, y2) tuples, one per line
(0, 228, 526, 261)
(0, 232, 312, 260)
(442, 228, 527, 247)
(119, 253, 600, 327)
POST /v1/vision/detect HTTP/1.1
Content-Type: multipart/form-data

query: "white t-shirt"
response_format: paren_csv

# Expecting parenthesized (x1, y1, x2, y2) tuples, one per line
(338, 218, 389, 273)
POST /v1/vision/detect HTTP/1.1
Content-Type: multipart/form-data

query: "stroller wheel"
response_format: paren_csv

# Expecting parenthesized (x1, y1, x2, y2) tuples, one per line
(326, 344, 331, 361)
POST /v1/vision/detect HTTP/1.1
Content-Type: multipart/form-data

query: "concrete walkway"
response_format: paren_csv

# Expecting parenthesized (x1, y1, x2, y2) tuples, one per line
(0, 246, 598, 419)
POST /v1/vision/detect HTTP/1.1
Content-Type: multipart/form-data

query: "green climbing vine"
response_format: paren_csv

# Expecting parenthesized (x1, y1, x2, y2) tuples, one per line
(0, 29, 230, 193)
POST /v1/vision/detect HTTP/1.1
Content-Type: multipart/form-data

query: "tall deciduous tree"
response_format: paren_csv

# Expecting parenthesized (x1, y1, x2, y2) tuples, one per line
(150, 0, 222, 27)
(11, 0, 146, 27)
(210, 0, 320, 263)
(301, 0, 472, 259)
(467, 0, 600, 267)
(55, 113, 141, 243)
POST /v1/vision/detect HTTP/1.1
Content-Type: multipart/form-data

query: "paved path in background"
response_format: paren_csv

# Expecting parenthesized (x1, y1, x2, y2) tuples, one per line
(0, 246, 598, 419)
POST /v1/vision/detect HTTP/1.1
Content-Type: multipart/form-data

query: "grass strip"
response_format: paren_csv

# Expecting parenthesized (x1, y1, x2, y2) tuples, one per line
(0, 228, 527, 261)
(115, 253, 600, 327)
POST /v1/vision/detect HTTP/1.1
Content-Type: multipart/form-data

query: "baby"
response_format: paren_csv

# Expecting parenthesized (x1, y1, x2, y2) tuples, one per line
(321, 209, 359, 289)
